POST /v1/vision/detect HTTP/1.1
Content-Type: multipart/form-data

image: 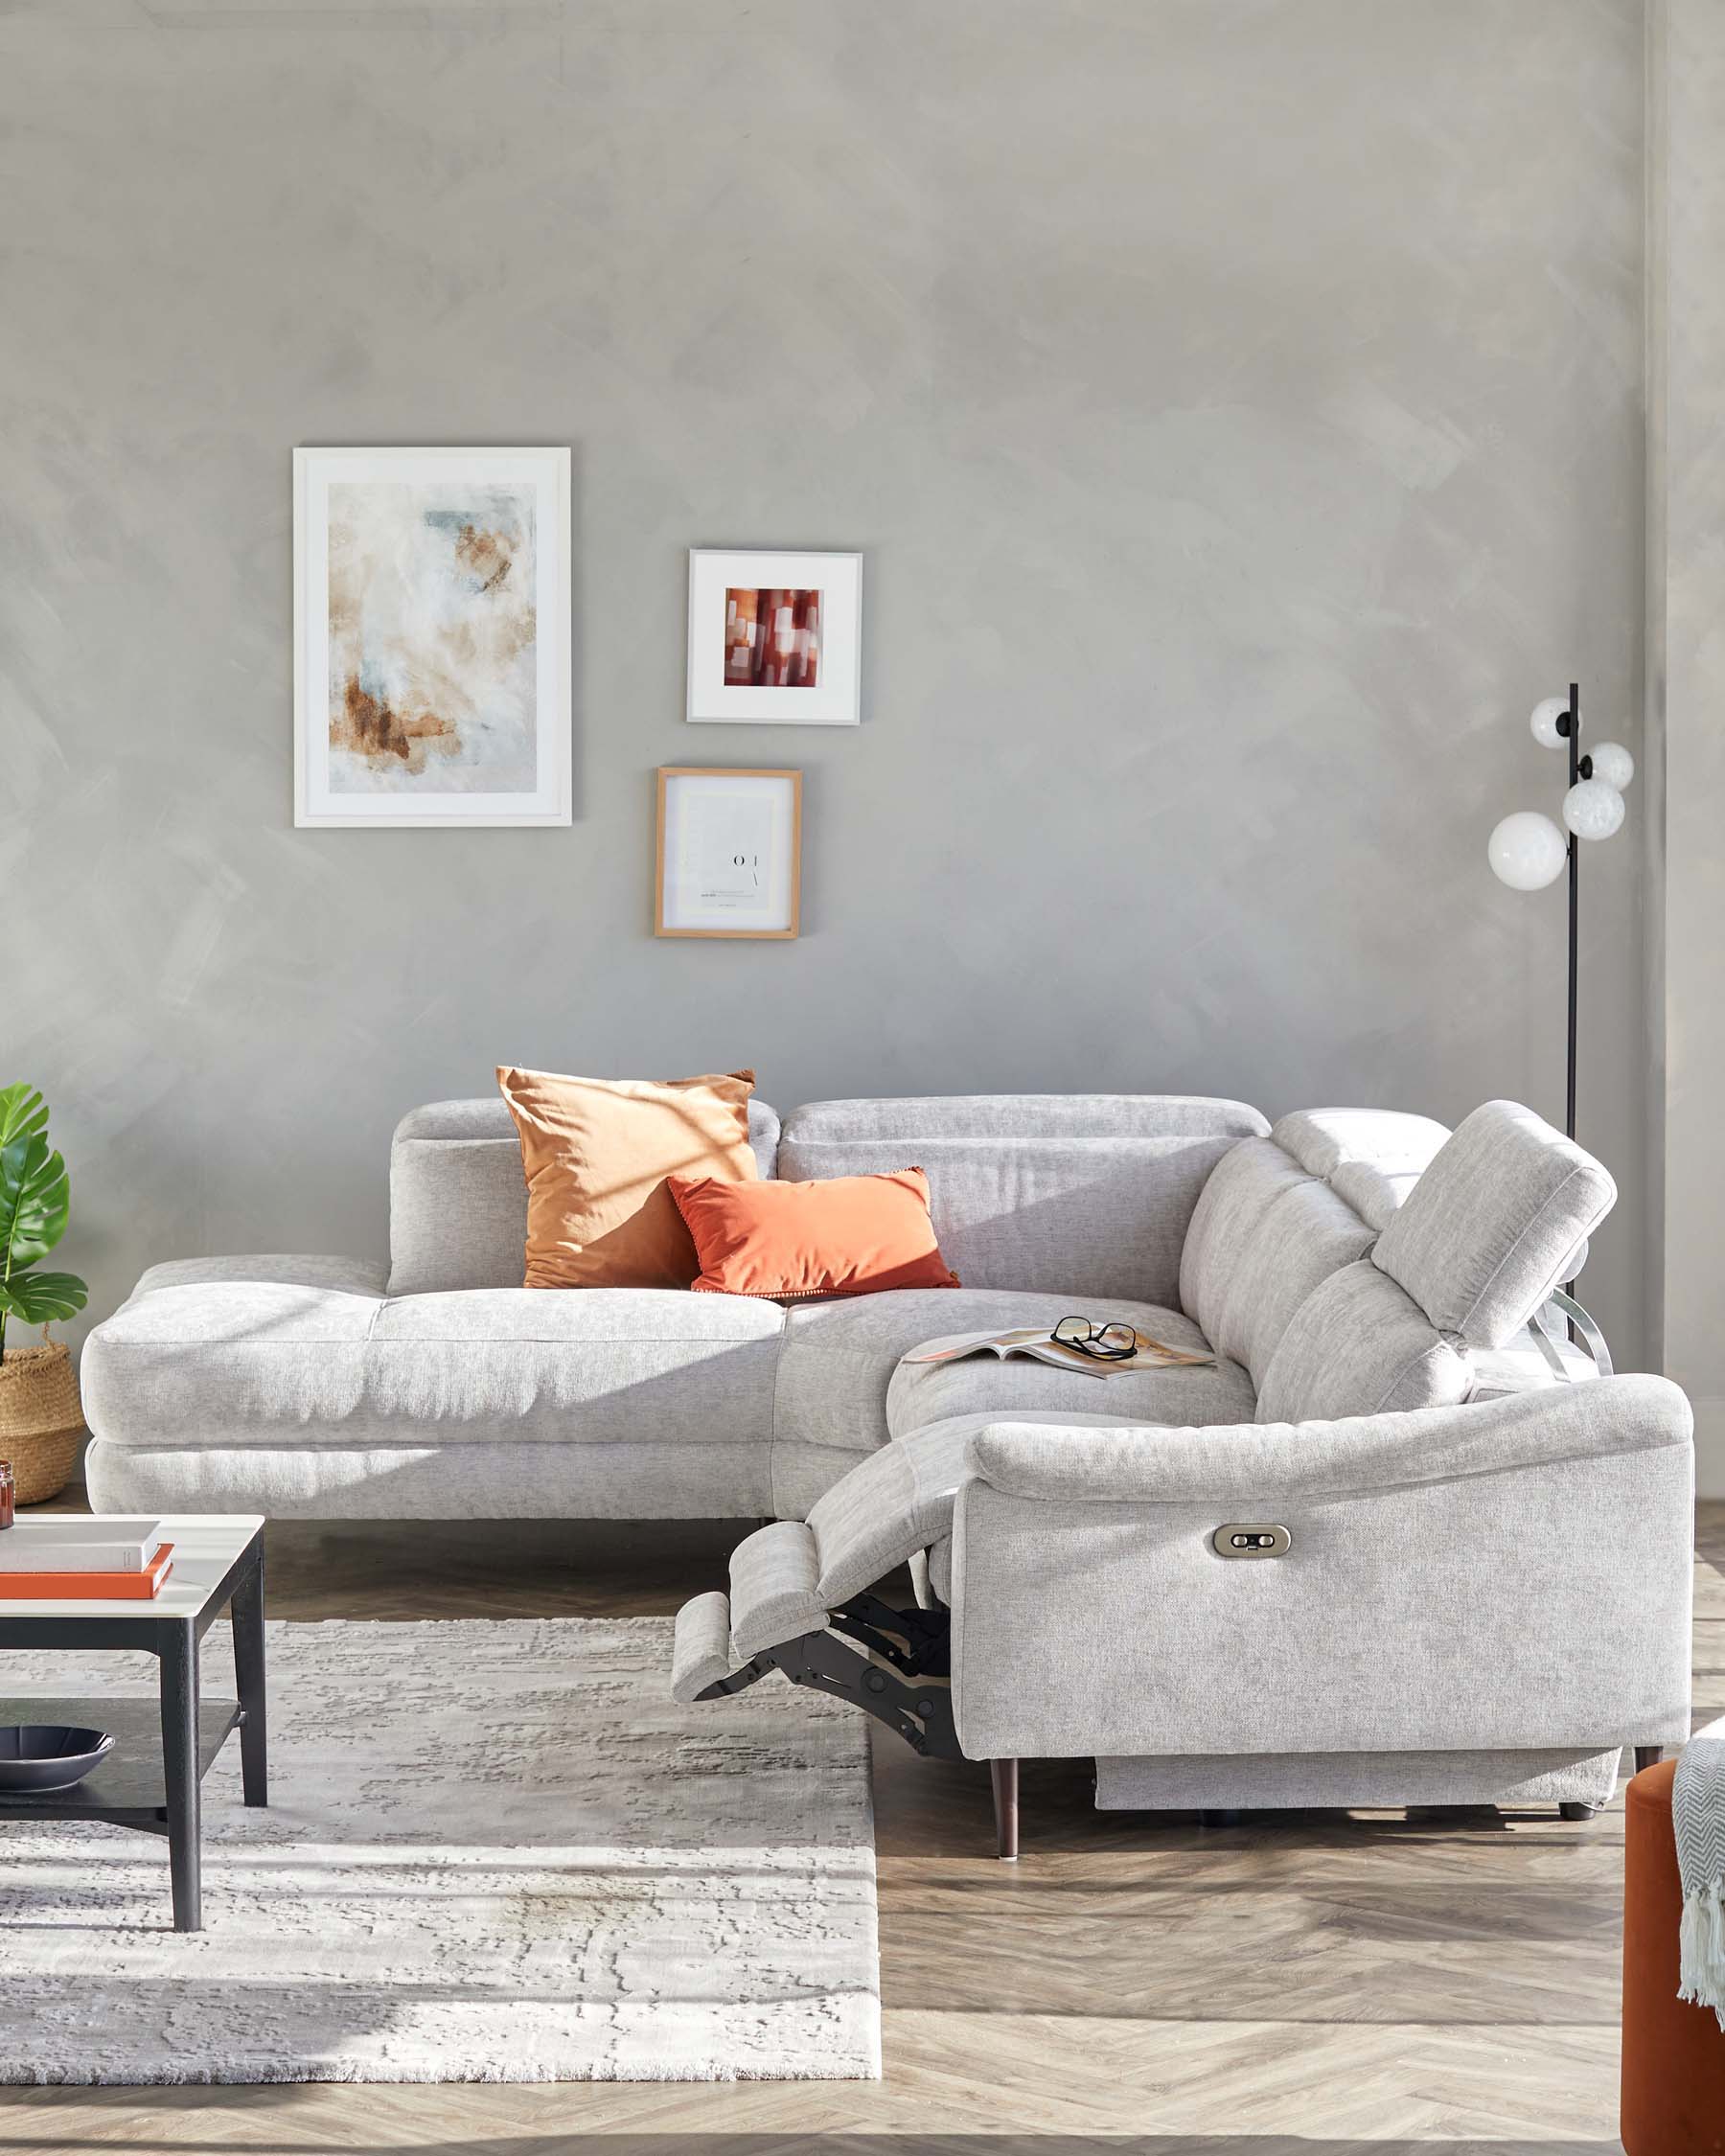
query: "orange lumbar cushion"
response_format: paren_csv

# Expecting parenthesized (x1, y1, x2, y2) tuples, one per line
(668, 1168, 961, 1300)
(497, 1065, 759, 1291)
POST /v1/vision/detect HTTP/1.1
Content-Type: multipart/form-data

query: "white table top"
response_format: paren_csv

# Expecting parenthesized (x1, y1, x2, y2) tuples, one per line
(0, 1515, 264, 1621)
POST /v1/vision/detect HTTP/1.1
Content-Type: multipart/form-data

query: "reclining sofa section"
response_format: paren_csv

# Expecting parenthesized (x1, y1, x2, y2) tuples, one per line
(667, 1094, 1691, 1835)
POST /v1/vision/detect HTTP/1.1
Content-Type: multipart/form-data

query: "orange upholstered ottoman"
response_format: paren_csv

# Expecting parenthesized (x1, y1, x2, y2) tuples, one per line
(1622, 1758, 1725, 2153)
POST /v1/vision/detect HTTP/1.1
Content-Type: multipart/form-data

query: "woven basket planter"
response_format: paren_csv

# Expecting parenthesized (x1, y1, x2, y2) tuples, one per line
(0, 1341, 85, 1504)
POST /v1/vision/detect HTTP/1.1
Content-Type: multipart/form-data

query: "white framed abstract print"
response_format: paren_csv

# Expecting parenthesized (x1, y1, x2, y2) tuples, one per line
(656, 768, 802, 938)
(294, 447, 571, 826)
(686, 548, 862, 725)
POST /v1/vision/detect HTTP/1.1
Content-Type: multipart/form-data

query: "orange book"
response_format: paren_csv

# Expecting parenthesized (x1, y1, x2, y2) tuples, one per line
(0, 1543, 175, 1599)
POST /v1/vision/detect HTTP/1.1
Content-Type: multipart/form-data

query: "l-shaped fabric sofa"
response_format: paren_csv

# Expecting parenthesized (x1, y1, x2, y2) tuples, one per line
(80, 1089, 1695, 1844)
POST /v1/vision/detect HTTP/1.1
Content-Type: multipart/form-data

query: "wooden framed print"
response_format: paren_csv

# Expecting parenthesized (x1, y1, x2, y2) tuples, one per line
(686, 548, 862, 725)
(294, 446, 571, 826)
(656, 768, 802, 939)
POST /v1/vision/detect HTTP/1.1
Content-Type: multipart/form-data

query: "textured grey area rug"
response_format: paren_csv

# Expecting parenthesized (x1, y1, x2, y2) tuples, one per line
(0, 1617, 879, 2084)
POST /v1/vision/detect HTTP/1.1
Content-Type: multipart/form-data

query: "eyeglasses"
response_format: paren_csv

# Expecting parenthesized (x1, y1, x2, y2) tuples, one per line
(1051, 1315, 1138, 1362)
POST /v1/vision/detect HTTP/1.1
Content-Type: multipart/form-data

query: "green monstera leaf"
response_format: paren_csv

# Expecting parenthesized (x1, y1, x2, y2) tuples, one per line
(0, 1084, 50, 1152)
(0, 1087, 86, 1361)
(0, 1131, 70, 1268)
(0, 1271, 88, 1329)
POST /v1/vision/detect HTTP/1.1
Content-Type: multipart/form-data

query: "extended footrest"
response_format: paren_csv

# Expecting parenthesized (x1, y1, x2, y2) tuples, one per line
(669, 1519, 959, 1758)
(671, 1592, 741, 1702)
(671, 1517, 830, 1704)
(730, 1520, 831, 1657)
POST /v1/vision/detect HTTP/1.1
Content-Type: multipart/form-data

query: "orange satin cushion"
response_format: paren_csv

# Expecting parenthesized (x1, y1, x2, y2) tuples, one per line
(498, 1066, 758, 1291)
(669, 1168, 961, 1300)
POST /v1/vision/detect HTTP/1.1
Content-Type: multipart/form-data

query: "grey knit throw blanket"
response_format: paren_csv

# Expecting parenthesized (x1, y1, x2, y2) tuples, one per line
(1674, 1714, 1725, 2030)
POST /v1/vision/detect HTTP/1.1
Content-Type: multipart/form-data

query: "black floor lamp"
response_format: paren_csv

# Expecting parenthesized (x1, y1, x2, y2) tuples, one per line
(1486, 682, 1636, 1143)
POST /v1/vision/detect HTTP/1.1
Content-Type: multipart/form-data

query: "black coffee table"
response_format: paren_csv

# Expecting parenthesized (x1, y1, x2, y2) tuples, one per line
(0, 1515, 266, 1932)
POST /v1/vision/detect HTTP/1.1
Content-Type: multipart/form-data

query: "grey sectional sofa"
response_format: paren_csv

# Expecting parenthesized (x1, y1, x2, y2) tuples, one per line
(81, 1089, 1694, 1840)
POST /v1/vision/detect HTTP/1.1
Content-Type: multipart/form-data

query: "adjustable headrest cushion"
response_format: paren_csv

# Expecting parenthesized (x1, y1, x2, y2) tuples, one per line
(1268, 1107, 1451, 1232)
(1370, 1101, 1616, 1350)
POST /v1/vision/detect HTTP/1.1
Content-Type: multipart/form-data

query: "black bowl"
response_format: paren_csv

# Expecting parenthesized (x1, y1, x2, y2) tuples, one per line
(0, 1726, 114, 1794)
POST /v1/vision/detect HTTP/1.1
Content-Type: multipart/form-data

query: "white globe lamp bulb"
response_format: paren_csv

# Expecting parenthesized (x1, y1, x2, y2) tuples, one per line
(1562, 778, 1625, 840)
(1589, 740, 1635, 791)
(1488, 811, 1567, 890)
(1530, 696, 1571, 749)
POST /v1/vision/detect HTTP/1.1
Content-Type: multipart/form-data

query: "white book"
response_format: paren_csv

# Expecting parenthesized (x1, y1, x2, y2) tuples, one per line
(0, 1518, 165, 1573)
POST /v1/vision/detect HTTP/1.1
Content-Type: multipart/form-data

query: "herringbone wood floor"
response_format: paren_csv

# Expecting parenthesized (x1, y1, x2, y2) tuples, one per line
(2, 1501, 1719, 2155)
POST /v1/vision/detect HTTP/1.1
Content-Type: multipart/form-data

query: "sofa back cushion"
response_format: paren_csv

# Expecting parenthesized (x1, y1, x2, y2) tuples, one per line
(1181, 1108, 1450, 1388)
(1251, 1101, 1617, 1423)
(388, 1095, 782, 1296)
(1371, 1100, 1616, 1349)
(776, 1094, 1268, 1303)
(1254, 1259, 1472, 1423)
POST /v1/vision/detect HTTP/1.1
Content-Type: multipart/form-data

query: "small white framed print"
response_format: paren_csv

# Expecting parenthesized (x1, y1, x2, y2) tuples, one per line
(656, 768, 802, 939)
(686, 548, 862, 725)
(294, 446, 571, 827)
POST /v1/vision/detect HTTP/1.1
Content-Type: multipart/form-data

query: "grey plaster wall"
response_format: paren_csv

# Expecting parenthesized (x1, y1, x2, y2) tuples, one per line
(1652, 0, 1725, 1490)
(3, 2, 1650, 1372)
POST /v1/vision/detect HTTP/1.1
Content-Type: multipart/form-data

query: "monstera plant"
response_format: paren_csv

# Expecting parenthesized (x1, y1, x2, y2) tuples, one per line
(0, 1084, 88, 1365)
(0, 1086, 91, 1504)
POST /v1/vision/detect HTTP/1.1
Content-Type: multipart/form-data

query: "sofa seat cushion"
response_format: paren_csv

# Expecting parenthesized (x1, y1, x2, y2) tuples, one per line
(886, 1299, 1254, 1443)
(80, 1263, 785, 1452)
(770, 1286, 1252, 1458)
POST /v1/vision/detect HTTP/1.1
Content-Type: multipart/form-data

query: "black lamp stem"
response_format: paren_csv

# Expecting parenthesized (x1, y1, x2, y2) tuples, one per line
(1560, 680, 1582, 1330)
(1565, 679, 1579, 1145)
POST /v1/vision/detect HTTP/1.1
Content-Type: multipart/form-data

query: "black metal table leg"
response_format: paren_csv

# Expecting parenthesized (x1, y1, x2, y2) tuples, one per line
(231, 1545, 267, 1808)
(158, 1619, 202, 1932)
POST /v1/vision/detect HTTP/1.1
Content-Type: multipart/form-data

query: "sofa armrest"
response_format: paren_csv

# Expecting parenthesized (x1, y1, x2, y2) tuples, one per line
(120, 1254, 390, 1304)
(80, 1255, 390, 1455)
(966, 1372, 1692, 1506)
(951, 1375, 1694, 1764)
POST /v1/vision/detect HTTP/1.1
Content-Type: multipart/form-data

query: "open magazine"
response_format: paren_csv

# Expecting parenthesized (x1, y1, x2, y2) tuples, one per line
(901, 1325, 1214, 1381)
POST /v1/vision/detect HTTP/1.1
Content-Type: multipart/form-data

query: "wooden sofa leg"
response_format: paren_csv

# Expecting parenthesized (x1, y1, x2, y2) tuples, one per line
(1634, 1745, 1663, 1775)
(990, 1757, 1020, 1862)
